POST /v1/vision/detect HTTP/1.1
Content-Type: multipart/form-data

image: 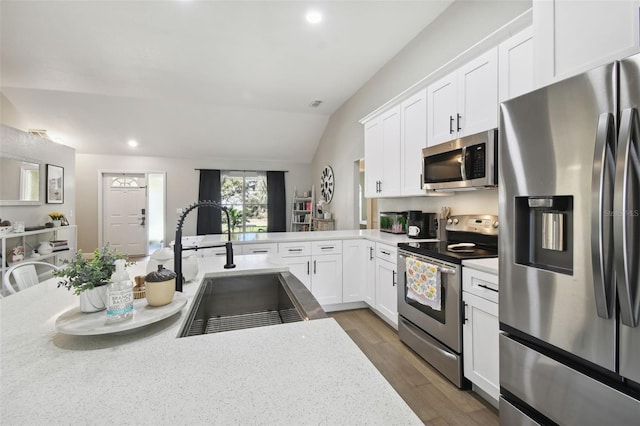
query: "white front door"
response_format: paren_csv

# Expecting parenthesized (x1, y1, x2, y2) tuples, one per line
(103, 174, 147, 256)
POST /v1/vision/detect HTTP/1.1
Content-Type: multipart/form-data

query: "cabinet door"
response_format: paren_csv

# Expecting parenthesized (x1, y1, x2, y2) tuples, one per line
(241, 243, 278, 255)
(457, 47, 498, 137)
(375, 258, 397, 326)
(427, 72, 458, 146)
(499, 27, 534, 102)
(342, 240, 364, 303)
(280, 256, 311, 290)
(463, 291, 499, 402)
(312, 254, 343, 305)
(400, 89, 427, 196)
(364, 243, 376, 307)
(364, 118, 383, 198)
(379, 106, 401, 197)
(534, 0, 640, 85)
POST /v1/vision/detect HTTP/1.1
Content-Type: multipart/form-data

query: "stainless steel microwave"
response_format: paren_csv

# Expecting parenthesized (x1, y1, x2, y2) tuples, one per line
(422, 129, 497, 192)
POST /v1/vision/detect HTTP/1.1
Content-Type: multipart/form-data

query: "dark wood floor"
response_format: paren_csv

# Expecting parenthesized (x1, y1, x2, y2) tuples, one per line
(329, 309, 498, 425)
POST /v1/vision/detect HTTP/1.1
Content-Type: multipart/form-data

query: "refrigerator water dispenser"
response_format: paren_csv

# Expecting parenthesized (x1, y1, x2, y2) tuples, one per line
(514, 195, 574, 275)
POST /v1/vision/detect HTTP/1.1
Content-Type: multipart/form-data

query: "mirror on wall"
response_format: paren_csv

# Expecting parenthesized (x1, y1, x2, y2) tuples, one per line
(0, 153, 42, 206)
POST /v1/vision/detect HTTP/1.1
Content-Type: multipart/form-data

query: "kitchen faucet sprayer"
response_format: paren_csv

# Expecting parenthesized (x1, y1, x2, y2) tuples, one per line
(174, 201, 236, 292)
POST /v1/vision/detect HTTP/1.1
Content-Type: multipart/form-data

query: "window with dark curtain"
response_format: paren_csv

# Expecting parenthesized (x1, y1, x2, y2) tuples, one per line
(197, 169, 222, 235)
(266, 171, 286, 232)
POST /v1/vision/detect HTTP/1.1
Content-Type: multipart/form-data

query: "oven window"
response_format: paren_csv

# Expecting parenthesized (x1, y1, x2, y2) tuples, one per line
(423, 150, 463, 183)
(404, 273, 446, 324)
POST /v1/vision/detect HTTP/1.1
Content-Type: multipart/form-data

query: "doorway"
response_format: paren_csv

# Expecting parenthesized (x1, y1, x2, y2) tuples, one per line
(354, 159, 377, 229)
(100, 172, 165, 256)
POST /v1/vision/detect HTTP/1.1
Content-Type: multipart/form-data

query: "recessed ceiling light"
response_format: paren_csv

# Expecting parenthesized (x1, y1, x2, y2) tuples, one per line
(128, 140, 139, 148)
(306, 10, 322, 24)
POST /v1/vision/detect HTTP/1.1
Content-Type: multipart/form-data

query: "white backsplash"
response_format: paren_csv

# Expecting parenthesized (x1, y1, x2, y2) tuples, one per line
(377, 189, 498, 217)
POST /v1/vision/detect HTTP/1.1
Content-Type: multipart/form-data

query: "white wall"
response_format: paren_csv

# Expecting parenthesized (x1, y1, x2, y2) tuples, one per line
(311, 1, 531, 228)
(75, 153, 310, 253)
(0, 124, 76, 227)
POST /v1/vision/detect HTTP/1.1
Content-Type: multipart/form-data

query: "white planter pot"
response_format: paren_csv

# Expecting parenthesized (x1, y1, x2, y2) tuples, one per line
(79, 286, 108, 313)
(52, 220, 62, 227)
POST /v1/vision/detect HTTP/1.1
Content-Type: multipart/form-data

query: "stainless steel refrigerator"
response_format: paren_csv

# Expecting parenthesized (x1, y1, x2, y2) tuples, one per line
(499, 53, 640, 424)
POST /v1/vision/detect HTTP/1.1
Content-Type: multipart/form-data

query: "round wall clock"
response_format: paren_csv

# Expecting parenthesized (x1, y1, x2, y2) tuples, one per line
(320, 166, 334, 203)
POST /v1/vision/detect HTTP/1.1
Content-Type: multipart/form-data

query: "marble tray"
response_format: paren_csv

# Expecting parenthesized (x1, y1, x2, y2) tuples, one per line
(55, 292, 188, 335)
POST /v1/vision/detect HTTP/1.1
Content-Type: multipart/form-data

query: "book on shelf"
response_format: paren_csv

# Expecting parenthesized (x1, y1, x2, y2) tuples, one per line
(50, 240, 69, 251)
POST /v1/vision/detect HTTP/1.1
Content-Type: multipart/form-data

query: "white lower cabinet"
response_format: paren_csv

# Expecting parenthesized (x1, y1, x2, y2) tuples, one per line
(278, 240, 343, 306)
(342, 239, 365, 303)
(462, 266, 499, 404)
(364, 241, 376, 307)
(241, 243, 278, 255)
(375, 243, 398, 326)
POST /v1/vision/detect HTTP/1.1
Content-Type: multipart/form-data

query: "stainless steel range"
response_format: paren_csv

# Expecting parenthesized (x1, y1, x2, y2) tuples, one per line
(397, 214, 498, 388)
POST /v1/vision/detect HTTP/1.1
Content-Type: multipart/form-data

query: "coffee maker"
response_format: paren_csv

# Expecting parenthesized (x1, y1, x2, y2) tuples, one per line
(406, 211, 437, 239)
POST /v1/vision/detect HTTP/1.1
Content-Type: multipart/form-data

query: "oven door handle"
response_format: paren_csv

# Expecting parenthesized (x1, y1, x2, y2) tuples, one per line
(439, 266, 457, 274)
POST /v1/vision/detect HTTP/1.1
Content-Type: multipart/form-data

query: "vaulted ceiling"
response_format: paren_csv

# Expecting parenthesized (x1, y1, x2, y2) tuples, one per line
(1, 0, 452, 162)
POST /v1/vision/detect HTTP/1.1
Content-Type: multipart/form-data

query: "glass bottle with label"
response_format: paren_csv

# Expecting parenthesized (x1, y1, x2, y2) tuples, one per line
(106, 259, 134, 322)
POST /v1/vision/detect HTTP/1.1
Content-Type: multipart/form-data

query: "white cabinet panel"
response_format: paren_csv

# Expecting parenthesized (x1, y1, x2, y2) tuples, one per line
(363, 105, 401, 198)
(241, 243, 278, 255)
(534, 0, 640, 86)
(428, 48, 498, 146)
(278, 241, 311, 257)
(400, 89, 427, 195)
(375, 257, 397, 326)
(312, 254, 343, 305)
(364, 241, 376, 307)
(364, 119, 383, 198)
(280, 256, 311, 290)
(343, 240, 365, 303)
(499, 27, 534, 102)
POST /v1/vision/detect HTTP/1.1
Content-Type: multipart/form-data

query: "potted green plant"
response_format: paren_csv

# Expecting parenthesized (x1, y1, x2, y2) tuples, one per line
(54, 244, 134, 312)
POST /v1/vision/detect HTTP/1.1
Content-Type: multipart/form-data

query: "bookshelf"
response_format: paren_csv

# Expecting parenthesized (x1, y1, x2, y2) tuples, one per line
(290, 186, 315, 232)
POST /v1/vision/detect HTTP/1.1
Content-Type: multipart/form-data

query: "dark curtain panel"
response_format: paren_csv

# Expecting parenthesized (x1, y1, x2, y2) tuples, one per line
(267, 171, 286, 232)
(197, 170, 222, 235)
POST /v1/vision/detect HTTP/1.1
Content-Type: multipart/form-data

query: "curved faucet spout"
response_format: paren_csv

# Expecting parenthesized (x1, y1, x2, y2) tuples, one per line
(174, 200, 236, 292)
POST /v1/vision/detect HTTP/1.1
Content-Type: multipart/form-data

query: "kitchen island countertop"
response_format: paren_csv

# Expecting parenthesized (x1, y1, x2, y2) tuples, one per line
(0, 255, 421, 425)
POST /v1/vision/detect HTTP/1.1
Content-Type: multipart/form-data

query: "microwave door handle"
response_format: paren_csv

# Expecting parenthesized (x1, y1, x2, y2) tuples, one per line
(614, 108, 640, 327)
(460, 146, 467, 181)
(591, 112, 616, 319)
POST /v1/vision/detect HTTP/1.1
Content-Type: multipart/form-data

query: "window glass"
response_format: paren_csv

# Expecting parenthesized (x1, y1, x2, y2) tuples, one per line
(221, 171, 268, 234)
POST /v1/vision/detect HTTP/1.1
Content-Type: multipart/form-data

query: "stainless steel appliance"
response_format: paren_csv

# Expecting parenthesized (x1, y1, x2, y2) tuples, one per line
(397, 214, 498, 387)
(407, 211, 437, 239)
(500, 53, 640, 424)
(422, 129, 497, 192)
(379, 211, 407, 234)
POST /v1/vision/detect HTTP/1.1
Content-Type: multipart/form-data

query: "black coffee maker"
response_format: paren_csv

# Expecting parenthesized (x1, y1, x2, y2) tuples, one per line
(406, 211, 437, 239)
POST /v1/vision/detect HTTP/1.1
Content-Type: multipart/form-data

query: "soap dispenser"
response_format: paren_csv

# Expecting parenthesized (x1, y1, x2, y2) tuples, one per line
(106, 259, 134, 322)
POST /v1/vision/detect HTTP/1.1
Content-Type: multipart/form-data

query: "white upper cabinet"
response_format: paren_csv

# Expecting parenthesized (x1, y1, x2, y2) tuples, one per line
(428, 47, 498, 146)
(400, 89, 427, 196)
(363, 105, 401, 198)
(534, 0, 640, 86)
(498, 27, 534, 102)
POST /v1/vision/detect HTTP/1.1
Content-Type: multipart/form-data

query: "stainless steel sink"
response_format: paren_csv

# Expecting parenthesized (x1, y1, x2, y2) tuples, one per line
(178, 272, 326, 337)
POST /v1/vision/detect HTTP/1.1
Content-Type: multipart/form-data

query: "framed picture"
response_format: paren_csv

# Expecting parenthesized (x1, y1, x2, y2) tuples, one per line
(46, 164, 64, 204)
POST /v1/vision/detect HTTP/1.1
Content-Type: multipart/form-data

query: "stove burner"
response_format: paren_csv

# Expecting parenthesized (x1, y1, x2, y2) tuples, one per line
(447, 243, 476, 253)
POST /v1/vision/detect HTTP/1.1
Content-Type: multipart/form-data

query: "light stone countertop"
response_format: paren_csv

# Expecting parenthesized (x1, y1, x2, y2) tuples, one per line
(0, 255, 421, 425)
(462, 257, 499, 275)
(178, 229, 437, 247)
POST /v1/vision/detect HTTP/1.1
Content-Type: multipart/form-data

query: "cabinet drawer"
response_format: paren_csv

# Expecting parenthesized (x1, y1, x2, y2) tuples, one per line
(375, 243, 397, 262)
(311, 240, 342, 256)
(463, 266, 498, 303)
(198, 245, 240, 258)
(278, 242, 312, 257)
(241, 243, 278, 255)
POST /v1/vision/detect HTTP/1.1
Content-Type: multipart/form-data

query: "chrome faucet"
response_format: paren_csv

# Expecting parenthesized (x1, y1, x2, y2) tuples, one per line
(174, 200, 236, 292)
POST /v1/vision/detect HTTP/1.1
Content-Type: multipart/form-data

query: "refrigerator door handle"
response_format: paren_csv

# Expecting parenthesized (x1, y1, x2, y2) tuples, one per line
(614, 108, 640, 328)
(591, 112, 616, 319)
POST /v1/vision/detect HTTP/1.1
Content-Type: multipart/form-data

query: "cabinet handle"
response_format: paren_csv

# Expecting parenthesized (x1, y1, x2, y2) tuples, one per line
(307, 260, 310, 275)
(320, 246, 334, 250)
(456, 113, 462, 132)
(288, 248, 303, 252)
(392, 270, 396, 286)
(381, 250, 390, 255)
(478, 283, 498, 293)
(369, 247, 374, 261)
(463, 301, 468, 324)
(313, 260, 317, 274)
(252, 250, 268, 254)
(449, 115, 454, 134)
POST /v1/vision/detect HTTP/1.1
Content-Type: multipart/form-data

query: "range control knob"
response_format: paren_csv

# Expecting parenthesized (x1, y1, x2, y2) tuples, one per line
(452, 218, 459, 225)
(492, 221, 499, 228)
(447, 218, 453, 225)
